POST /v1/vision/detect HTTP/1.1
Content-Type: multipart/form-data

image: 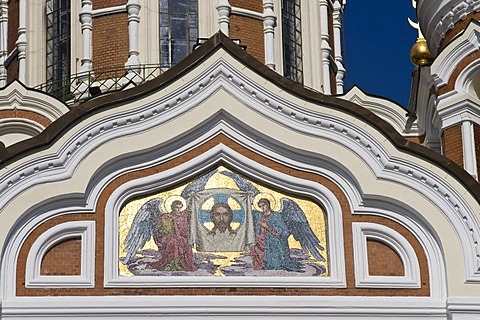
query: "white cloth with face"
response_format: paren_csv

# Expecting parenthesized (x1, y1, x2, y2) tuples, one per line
(189, 188, 255, 252)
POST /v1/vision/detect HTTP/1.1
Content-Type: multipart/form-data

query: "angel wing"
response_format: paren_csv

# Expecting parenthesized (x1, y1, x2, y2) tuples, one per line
(218, 170, 260, 199)
(123, 198, 163, 264)
(280, 198, 325, 262)
(181, 168, 218, 200)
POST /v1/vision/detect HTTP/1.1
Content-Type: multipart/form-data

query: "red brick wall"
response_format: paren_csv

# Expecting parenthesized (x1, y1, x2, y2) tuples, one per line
(229, 15, 265, 64)
(93, 0, 126, 11)
(405, 135, 425, 144)
(6, 58, 18, 84)
(7, 0, 18, 53)
(0, 110, 52, 128)
(367, 239, 404, 276)
(41, 238, 82, 276)
(6, 0, 19, 83)
(442, 125, 464, 168)
(16, 135, 430, 297)
(92, 13, 129, 75)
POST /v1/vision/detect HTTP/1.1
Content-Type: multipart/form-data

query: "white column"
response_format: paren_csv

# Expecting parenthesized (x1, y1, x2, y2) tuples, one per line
(125, 0, 141, 80)
(461, 118, 478, 179)
(76, 0, 93, 101)
(216, 0, 231, 36)
(16, 0, 26, 84)
(319, 0, 331, 94)
(263, 0, 276, 70)
(332, 0, 345, 94)
(79, 1, 93, 74)
(0, 0, 8, 87)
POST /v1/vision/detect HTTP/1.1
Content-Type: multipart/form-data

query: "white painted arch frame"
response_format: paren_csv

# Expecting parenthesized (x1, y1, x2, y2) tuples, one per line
(104, 144, 345, 288)
(25, 220, 95, 288)
(352, 222, 421, 288)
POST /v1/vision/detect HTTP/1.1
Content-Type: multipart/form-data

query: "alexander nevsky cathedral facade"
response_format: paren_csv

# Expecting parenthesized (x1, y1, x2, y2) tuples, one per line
(0, 1, 479, 319)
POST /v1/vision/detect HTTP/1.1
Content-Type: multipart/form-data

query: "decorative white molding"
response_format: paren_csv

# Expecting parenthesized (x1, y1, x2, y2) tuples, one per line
(79, 0, 93, 73)
(436, 97, 480, 129)
(0, 118, 44, 147)
(430, 21, 480, 91)
(417, 0, 480, 55)
(332, 0, 345, 94)
(0, 80, 69, 121)
(352, 223, 421, 288)
(216, 0, 231, 36)
(263, 0, 276, 69)
(104, 145, 345, 288)
(91, 5, 126, 18)
(16, 0, 26, 83)
(125, 0, 141, 78)
(461, 118, 478, 179)
(423, 93, 442, 153)
(340, 86, 422, 137)
(319, 0, 331, 94)
(0, 0, 7, 87)
(0, 295, 447, 319)
(448, 296, 480, 319)
(299, 0, 321, 91)
(25, 221, 95, 288)
(77, 0, 93, 101)
(230, 7, 263, 20)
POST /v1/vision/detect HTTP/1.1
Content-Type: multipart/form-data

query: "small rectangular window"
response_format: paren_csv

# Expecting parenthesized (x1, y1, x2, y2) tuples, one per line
(46, 0, 71, 100)
(159, 0, 198, 69)
(282, 0, 303, 84)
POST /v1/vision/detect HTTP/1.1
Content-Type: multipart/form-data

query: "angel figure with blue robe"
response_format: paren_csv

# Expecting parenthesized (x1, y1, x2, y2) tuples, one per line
(219, 170, 326, 272)
(252, 197, 302, 271)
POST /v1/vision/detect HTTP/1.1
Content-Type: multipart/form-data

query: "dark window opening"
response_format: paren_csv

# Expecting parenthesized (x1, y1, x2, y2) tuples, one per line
(282, 0, 303, 84)
(159, 0, 198, 69)
(46, 0, 71, 100)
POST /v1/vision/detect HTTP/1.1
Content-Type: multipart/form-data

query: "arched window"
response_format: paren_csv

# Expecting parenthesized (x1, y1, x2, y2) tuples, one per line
(159, 0, 198, 69)
(281, 0, 303, 84)
(46, 0, 71, 99)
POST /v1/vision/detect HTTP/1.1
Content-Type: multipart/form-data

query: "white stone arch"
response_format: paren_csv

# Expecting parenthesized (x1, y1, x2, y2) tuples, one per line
(352, 222, 421, 288)
(431, 20, 480, 94)
(0, 118, 44, 147)
(25, 220, 95, 288)
(103, 145, 345, 288)
(0, 80, 69, 120)
(456, 58, 480, 103)
(341, 86, 421, 137)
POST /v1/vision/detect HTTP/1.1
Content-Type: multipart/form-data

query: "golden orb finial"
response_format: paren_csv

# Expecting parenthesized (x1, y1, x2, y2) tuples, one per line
(409, 38, 433, 66)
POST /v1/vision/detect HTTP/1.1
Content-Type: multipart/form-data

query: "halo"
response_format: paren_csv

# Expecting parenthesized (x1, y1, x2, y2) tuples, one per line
(163, 195, 187, 212)
(253, 192, 279, 211)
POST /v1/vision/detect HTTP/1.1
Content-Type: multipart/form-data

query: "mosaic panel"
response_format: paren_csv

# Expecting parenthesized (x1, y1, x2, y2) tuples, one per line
(119, 166, 328, 277)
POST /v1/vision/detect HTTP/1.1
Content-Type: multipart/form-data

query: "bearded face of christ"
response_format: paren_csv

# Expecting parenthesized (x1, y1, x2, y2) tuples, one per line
(210, 203, 234, 233)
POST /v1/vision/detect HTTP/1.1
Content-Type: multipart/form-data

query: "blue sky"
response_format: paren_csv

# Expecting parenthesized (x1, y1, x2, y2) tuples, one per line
(343, 1, 418, 108)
